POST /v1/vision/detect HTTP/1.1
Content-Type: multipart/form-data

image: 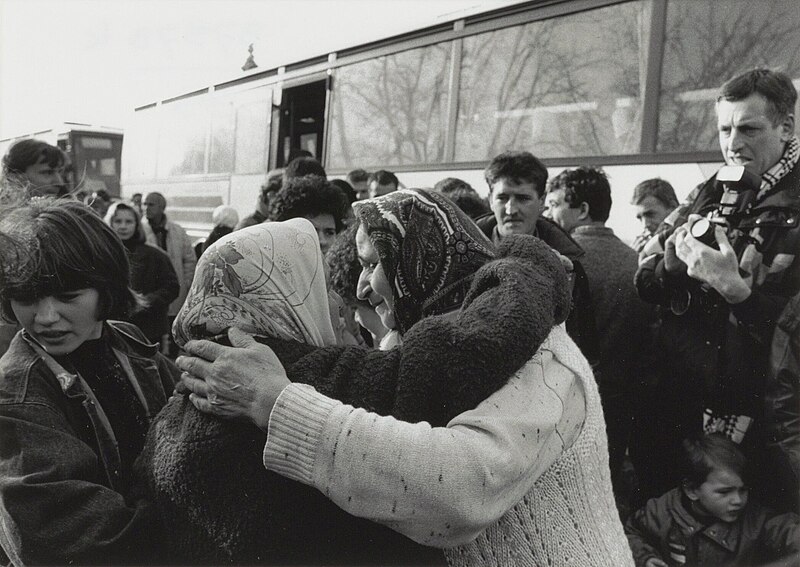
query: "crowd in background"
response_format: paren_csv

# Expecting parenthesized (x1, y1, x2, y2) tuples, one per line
(0, 67, 797, 566)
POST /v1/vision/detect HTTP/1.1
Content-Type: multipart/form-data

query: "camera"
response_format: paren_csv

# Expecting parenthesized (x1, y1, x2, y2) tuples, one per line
(689, 218, 719, 248)
(715, 165, 759, 218)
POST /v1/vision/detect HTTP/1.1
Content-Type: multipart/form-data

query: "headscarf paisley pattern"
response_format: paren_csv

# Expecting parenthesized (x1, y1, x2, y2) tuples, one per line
(172, 218, 337, 348)
(353, 188, 494, 334)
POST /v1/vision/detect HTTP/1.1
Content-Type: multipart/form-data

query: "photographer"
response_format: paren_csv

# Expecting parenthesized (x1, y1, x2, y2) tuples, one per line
(634, 68, 800, 506)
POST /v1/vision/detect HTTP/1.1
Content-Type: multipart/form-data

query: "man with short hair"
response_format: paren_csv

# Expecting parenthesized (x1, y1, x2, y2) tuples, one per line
(236, 168, 283, 231)
(630, 178, 679, 252)
(544, 167, 653, 492)
(347, 169, 371, 201)
(634, 68, 800, 504)
(475, 150, 599, 365)
(141, 192, 197, 321)
(367, 170, 399, 198)
(283, 156, 326, 181)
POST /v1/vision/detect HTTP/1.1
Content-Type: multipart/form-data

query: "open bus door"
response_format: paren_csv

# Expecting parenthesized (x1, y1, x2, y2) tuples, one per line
(273, 78, 327, 167)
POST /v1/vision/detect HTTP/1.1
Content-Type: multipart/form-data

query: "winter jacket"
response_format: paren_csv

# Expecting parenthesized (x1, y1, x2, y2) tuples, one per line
(125, 241, 180, 343)
(625, 488, 800, 566)
(635, 162, 800, 455)
(0, 321, 179, 565)
(142, 216, 197, 316)
(765, 292, 800, 511)
(475, 213, 600, 367)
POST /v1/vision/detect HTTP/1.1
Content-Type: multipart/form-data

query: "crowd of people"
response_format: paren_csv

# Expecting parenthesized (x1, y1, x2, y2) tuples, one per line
(0, 67, 797, 566)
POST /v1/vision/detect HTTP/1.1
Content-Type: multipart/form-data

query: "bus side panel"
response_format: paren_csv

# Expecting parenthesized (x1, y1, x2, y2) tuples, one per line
(122, 177, 230, 239)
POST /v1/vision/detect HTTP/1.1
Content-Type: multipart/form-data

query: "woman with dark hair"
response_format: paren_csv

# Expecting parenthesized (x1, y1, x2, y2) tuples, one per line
(1, 138, 68, 197)
(0, 199, 179, 565)
(105, 201, 180, 345)
(268, 175, 349, 254)
(325, 222, 389, 347)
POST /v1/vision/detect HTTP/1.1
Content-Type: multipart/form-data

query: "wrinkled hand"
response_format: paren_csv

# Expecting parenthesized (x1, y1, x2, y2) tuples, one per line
(674, 216, 751, 304)
(176, 327, 291, 431)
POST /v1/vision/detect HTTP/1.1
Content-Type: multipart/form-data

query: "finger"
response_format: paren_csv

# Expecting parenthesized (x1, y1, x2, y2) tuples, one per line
(228, 327, 257, 348)
(714, 225, 733, 252)
(189, 393, 216, 415)
(180, 372, 213, 396)
(182, 338, 229, 361)
(176, 354, 216, 380)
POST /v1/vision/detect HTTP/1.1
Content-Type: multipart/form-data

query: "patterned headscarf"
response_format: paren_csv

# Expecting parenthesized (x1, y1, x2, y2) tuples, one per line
(353, 188, 495, 334)
(173, 218, 337, 348)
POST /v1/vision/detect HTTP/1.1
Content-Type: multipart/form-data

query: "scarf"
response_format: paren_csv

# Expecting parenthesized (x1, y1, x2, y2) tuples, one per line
(173, 218, 336, 348)
(353, 189, 495, 334)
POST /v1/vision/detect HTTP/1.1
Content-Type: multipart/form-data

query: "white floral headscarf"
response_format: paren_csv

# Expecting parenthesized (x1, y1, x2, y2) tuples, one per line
(173, 218, 337, 348)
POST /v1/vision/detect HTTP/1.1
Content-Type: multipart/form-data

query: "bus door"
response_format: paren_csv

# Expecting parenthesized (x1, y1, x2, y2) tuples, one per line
(274, 78, 327, 167)
(68, 132, 124, 197)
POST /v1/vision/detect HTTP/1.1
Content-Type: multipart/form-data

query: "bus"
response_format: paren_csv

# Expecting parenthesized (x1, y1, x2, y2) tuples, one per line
(1, 123, 124, 198)
(120, 0, 800, 242)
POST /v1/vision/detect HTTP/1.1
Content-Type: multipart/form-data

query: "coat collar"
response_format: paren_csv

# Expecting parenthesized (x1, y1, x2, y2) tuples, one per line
(667, 489, 740, 552)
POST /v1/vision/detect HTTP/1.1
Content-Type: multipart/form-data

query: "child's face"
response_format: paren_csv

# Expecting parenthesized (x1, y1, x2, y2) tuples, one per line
(11, 289, 104, 356)
(686, 466, 748, 523)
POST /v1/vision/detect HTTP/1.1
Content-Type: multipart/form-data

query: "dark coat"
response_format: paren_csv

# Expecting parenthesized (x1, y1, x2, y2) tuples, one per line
(0, 321, 179, 565)
(625, 488, 800, 567)
(475, 213, 600, 367)
(126, 241, 180, 343)
(634, 162, 800, 494)
(765, 292, 800, 511)
(138, 235, 571, 565)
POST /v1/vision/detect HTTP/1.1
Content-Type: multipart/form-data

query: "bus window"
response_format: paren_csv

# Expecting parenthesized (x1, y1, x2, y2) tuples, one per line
(455, 1, 651, 162)
(157, 97, 208, 177)
(125, 106, 159, 181)
(234, 94, 270, 174)
(657, 0, 800, 153)
(277, 80, 326, 167)
(210, 95, 235, 173)
(327, 42, 450, 169)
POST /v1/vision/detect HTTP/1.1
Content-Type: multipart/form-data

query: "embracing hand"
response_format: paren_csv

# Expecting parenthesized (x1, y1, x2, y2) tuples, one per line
(176, 327, 291, 431)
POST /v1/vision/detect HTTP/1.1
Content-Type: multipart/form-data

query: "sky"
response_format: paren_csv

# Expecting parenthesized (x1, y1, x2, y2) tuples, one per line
(0, 0, 519, 139)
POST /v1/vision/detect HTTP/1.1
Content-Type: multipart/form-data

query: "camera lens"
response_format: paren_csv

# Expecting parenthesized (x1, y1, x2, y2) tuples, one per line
(690, 218, 717, 247)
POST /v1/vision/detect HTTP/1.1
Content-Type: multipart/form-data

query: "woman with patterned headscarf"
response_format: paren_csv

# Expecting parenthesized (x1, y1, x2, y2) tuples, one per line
(150, 190, 631, 565)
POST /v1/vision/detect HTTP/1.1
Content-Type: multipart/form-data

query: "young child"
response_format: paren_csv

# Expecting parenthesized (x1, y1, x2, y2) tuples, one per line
(0, 199, 179, 565)
(625, 433, 800, 566)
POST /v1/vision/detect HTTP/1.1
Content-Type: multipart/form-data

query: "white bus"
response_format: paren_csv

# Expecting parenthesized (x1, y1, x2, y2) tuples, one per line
(120, 0, 800, 242)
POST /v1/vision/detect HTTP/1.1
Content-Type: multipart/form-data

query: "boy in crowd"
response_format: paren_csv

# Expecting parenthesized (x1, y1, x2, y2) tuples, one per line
(625, 434, 799, 567)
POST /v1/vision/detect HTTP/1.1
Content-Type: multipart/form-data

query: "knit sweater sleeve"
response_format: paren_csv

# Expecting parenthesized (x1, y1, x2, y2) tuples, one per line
(264, 338, 584, 547)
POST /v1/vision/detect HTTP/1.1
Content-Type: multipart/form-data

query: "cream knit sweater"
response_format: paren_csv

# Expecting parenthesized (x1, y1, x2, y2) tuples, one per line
(264, 325, 633, 566)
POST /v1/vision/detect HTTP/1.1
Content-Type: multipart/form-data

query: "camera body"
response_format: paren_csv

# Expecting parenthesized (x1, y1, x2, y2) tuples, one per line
(715, 165, 759, 219)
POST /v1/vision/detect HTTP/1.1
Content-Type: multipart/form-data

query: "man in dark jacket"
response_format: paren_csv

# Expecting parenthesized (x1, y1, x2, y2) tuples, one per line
(634, 68, 800, 505)
(475, 150, 599, 366)
(765, 292, 800, 512)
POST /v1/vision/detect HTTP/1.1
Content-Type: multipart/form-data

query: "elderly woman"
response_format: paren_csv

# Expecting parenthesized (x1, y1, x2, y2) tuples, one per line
(156, 189, 632, 565)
